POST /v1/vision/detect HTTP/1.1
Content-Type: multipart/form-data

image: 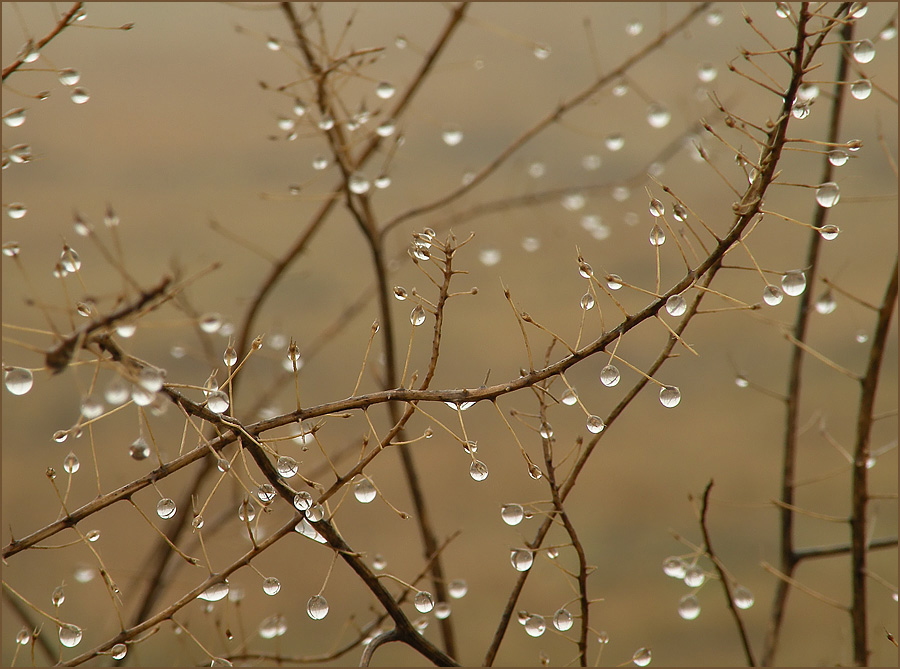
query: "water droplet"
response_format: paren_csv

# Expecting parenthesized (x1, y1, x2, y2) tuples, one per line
(58, 624, 83, 648)
(553, 608, 573, 631)
(733, 585, 754, 609)
(852, 39, 875, 64)
(577, 261, 593, 280)
(63, 452, 79, 474)
(600, 365, 620, 387)
(763, 285, 784, 306)
(665, 294, 687, 316)
(375, 119, 396, 137)
(276, 456, 298, 478)
(80, 395, 104, 419)
(659, 386, 681, 408)
(256, 484, 276, 505)
(818, 224, 840, 241)
(683, 565, 705, 587)
(262, 576, 281, 596)
(312, 155, 328, 170)
(469, 460, 489, 481)
(632, 647, 652, 667)
(413, 590, 435, 613)
(879, 23, 897, 40)
(663, 556, 687, 578)
(410, 305, 426, 326)
(697, 63, 717, 83)
(305, 503, 324, 522)
(781, 270, 806, 296)
(562, 192, 586, 211)
(5, 367, 33, 395)
(854, 330, 869, 344)
(374, 175, 391, 189)
(318, 115, 335, 131)
(348, 173, 370, 194)
(625, 20, 643, 36)
(815, 182, 840, 208)
(528, 162, 546, 178)
(678, 593, 701, 620)
(259, 613, 287, 639)
(157, 498, 176, 519)
(815, 290, 837, 314)
(293, 491, 313, 511)
(606, 274, 623, 290)
(442, 124, 463, 146)
(222, 345, 237, 367)
(374, 81, 396, 99)
(199, 313, 222, 333)
(502, 503, 524, 525)
(2, 107, 26, 128)
(111, 643, 127, 660)
(16, 628, 31, 645)
(354, 478, 377, 503)
(70, 88, 90, 104)
(533, 42, 551, 59)
(850, 79, 872, 100)
(510, 549, 534, 571)
(646, 104, 671, 129)
(705, 8, 723, 25)
(827, 149, 848, 167)
(52, 585, 65, 607)
(432, 601, 450, 619)
(582, 153, 601, 170)
(2, 242, 21, 256)
(735, 375, 749, 388)
(527, 463, 543, 480)
(448, 579, 468, 599)
(238, 499, 256, 522)
(775, 2, 792, 18)
(190, 514, 204, 530)
(539, 422, 553, 439)
(586, 415, 605, 434)
(85, 529, 100, 542)
(8, 144, 32, 164)
(561, 388, 578, 406)
(479, 248, 501, 266)
(205, 390, 229, 414)
(672, 203, 688, 222)
(649, 225, 666, 246)
(198, 581, 229, 602)
(129, 435, 150, 460)
(524, 614, 546, 637)
(604, 133, 624, 151)
(611, 79, 628, 97)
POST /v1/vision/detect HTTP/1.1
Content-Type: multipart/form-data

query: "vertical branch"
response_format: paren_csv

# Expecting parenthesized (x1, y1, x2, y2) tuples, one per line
(763, 9, 853, 664)
(850, 258, 898, 665)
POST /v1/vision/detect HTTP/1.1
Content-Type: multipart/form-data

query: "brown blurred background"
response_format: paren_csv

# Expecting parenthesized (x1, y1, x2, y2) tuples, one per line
(2, 3, 897, 666)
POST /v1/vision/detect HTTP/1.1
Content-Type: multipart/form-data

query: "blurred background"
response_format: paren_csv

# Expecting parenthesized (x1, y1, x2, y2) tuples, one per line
(2, 3, 897, 666)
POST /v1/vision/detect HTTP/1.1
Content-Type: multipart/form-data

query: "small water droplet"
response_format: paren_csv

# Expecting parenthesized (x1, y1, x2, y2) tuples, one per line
(2, 241, 21, 256)
(672, 203, 688, 222)
(663, 556, 687, 578)
(501, 503, 524, 526)
(854, 330, 869, 344)
(262, 576, 281, 596)
(479, 248, 501, 266)
(198, 580, 229, 602)
(697, 63, 717, 83)
(206, 390, 229, 414)
(238, 499, 256, 522)
(318, 115, 335, 131)
(818, 224, 840, 241)
(646, 104, 671, 129)
(781, 270, 806, 296)
(665, 294, 687, 316)
(157, 498, 176, 519)
(763, 285, 784, 306)
(525, 614, 546, 637)
(70, 87, 90, 104)
(527, 463, 543, 480)
(600, 364, 620, 387)
(612, 79, 628, 97)
(85, 529, 100, 542)
(63, 452, 79, 474)
(375, 81, 396, 99)
(561, 388, 578, 406)
(533, 42, 551, 59)
(553, 608, 573, 631)
(852, 39, 875, 64)
(562, 192, 586, 211)
(5, 367, 33, 395)
(2, 107, 26, 128)
(312, 155, 328, 170)
(130, 436, 150, 460)
(80, 395, 104, 419)
(348, 173, 370, 194)
(276, 456, 298, 478)
(632, 647, 652, 667)
(649, 224, 666, 246)
(850, 79, 872, 100)
(625, 20, 643, 36)
(528, 162, 545, 178)
(683, 565, 705, 587)
(775, 2, 792, 18)
(678, 593, 701, 620)
(191, 515, 204, 530)
(448, 579, 468, 599)
(410, 305, 426, 326)
(354, 478, 377, 503)
(293, 491, 313, 511)
(586, 415, 605, 434)
(606, 274, 623, 290)
(469, 460, 489, 481)
(414, 590, 435, 613)
(735, 375, 749, 388)
(706, 8, 723, 25)
(434, 602, 451, 619)
(305, 503, 324, 522)
(815, 290, 837, 314)
(659, 386, 681, 408)
(539, 421, 553, 439)
(222, 345, 237, 367)
(815, 182, 840, 208)
(111, 643, 127, 660)
(376, 120, 396, 137)
(52, 585, 66, 607)
(604, 133, 624, 151)
(256, 484, 276, 505)
(579, 293, 595, 311)
(510, 549, 534, 571)
(733, 585, 754, 609)
(442, 124, 463, 146)
(259, 614, 287, 638)
(58, 624, 82, 648)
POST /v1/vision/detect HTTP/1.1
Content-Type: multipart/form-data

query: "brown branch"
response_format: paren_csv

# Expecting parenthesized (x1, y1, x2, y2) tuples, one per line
(2, 3, 84, 81)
